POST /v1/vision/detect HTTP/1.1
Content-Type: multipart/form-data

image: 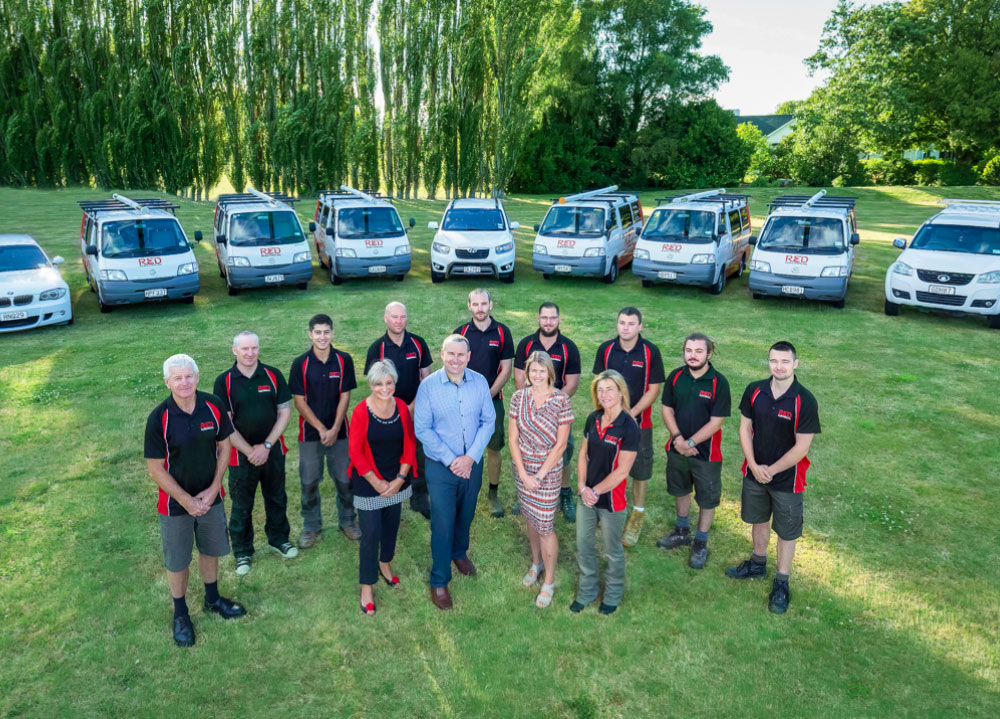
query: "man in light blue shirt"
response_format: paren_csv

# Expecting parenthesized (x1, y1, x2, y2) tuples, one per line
(414, 334, 496, 610)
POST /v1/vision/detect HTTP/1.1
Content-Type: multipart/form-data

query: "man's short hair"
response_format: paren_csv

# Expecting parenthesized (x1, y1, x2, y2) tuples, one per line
(538, 301, 559, 315)
(684, 332, 715, 355)
(366, 359, 399, 388)
(770, 340, 797, 358)
(309, 313, 333, 331)
(163, 353, 198, 379)
(618, 306, 642, 323)
(232, 330, 259, 348)
(441, 334, 471, 352)
(468, 288, 491, 304)
(384, 301, 406, 314)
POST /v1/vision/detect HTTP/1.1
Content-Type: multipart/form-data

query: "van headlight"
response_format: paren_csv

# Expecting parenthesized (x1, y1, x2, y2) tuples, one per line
(749, 260, 770, 273)
(227, 256, 250, 267)
(394, 245, 411, 256)
(534, 244, 547, 255)
(39, 288, 67, 301)
(891, 261, 914, 276)
(177, 262, 198, 275)
(821, 266, 848, 277)
(583, 247, 605, 257)
(432, 242, 451, 254)
(293, 251, 312, 263)
(634, 248, 649, 260)
(976, 270, 1000, 284)
(691, 254, 713, 264)
(336, 248, 357, 258)
(99, 269, 127, 281)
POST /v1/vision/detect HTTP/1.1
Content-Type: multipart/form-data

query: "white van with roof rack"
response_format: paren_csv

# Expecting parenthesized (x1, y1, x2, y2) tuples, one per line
(312, 186, 414, 284)
(632, 189, 751, 294)
(747, 191, 859, 308)
(531, 186, 642, 283)
(884, 198, 1000, 329)
(211, 188, 314, 295)
(428, 197, 519, 283)
(79, 194, 201, 313)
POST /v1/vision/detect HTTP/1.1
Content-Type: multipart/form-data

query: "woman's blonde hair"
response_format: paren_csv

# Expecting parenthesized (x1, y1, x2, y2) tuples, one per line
(590, 369, 630, 412)
(524, 350, 556, 387)
(366, 359, 399, 388)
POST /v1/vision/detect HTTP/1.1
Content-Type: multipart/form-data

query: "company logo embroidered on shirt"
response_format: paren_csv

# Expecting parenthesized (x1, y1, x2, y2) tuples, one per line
(258, 385, 272, 392)
(405, 352, 417, 359)
(631, 361, 644, 367)
(777, 409, 793, 420)
(200, 421, 215, 431)
(699, 390, 713, 399)
(489, 340, 500, 347)
(328, 372, 341, 379)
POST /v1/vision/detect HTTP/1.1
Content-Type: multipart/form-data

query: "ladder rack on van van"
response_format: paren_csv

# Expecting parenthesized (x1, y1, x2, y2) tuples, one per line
(551, 186, 638, 208)
(217, 190, 297, 209)
(655, 190, 749, 207)
(767, 193, 856, 213)
(318, 186, 394, 205)
(78, 196, 179, 218)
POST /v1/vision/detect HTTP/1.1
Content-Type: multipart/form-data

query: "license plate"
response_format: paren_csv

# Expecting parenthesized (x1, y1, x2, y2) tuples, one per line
(657, 271, 677, 280)
(367, 266, 386, 274)
(781, 285, 804, 295)
(928, 284, 955, 295)
(463, 265, 481, 274)
(144, 288, 167, 298)
(554, 264, 572, 273)
(264, 274, 285, 283)
(1, 311, 28, 321)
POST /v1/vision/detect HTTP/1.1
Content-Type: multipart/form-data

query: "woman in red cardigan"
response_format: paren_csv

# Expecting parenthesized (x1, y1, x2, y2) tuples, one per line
(348, 359, 417, 615)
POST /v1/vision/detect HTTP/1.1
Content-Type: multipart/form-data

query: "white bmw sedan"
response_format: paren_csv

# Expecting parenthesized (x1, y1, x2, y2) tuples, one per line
(0, 234, 73, 333)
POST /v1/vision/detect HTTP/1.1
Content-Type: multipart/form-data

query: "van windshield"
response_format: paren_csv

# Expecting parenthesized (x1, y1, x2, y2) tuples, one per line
(0, 245, 48, 272)
(642, 209, 716, 243)
(910, 223, 1000, 255)
(442, 208, 506, 231)
(230, 211, 304, 247)
(539, 206, 606, 237)
(758, 216, 845, 254)
(101, 220, 190, 258)
(337, 208, 404, 239)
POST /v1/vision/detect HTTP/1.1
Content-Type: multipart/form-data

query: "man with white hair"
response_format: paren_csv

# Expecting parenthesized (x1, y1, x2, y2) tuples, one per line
(145, 354, 246, 648)
(365, 301, 432, 518)
(214, 331, 297, 577)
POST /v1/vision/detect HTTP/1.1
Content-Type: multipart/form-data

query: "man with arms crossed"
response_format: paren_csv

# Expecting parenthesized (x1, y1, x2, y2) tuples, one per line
(657, 333, 731, 569)
(727, 341, 820, 614)
(145, 354, 246, 647)
(513, 301, 581, 522)
(414, 335, 496, 610)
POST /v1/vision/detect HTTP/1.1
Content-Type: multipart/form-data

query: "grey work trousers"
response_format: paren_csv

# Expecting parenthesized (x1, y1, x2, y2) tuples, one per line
(298, 439, 354, 531)
(575, 501, 627, 607)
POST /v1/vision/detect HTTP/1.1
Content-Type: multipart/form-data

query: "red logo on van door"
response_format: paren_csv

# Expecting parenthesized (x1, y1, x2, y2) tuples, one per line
(785, 255, 808, 264)
(661, 244, 682, 252)
(261, 247, 282, 256)
(138, 257, 162, 266)
(557, 240, 575, 248)
(365, 240, 384, 247)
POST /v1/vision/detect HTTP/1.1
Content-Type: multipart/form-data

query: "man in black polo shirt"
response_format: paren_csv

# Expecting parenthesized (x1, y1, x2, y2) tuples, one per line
(214, 330, 297, 577)
(593, 306, 665, 546)
(290, 313, 359, 547)
(514, 301, 581, 521)
(454, 288, 514, 518)
(365, 301, 432, 518)
(657, 333, 731, 569)
(144, 354, 246, 647)
(726, 341, 820, 615)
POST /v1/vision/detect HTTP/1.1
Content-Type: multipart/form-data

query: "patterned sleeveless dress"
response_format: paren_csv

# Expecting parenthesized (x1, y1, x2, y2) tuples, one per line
(508, 388, 574, 535)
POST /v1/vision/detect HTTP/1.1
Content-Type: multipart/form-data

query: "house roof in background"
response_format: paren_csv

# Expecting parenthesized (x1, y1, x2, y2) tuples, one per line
(737, 114, 794, 135)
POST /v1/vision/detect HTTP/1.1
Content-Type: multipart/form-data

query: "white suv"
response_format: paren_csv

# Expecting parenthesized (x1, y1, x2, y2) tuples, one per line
(0, 234, 72, 332)
(429, 198, 518, 283)
(885, 198, 1000, 329)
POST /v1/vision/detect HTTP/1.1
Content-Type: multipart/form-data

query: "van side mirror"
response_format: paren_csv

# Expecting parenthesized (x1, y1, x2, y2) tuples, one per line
(428, 221, 439, 230)
(533, 223, 540, 232)
(325, 226, 334, 236)
(510, 221, 520, 230)
(748, 235, 757, 246)
(409, 217, 416, 228)
(194, 230, 203, 243)
(309, 221, 317, 233)
(893, 238, 906, 249)
(850, 232, 860, 245)
(216, 233, 226, 244)
(85, 245, 98, 256)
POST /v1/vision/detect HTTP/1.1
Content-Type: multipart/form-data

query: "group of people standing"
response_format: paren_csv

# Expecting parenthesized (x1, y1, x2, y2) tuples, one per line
(144, 289, 820, 647)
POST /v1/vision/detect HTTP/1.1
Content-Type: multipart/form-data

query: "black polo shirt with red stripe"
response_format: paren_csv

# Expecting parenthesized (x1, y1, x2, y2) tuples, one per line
(662, 363, 731, 462)
(289, 347, 357, 442)
(213, 362, 291, 464)
(514, 331, 581, 391)
(583, 409, 639, 512)
(144, 391, 235, 516)
(455, 316, 514, 392)
(593, 335, 666, 428)
(365, 331, 431, 405)
(739, 377, 821, 493)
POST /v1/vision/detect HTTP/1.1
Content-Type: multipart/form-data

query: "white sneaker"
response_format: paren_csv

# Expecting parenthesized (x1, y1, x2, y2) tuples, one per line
(270, 542, 299, 559)
(235, 556, 252, 576)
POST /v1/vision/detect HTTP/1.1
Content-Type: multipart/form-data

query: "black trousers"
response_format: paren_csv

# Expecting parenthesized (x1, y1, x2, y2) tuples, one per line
(410, 440, 428, 509)
(357, 503, 402, 585)
(227, 451, 290, 558)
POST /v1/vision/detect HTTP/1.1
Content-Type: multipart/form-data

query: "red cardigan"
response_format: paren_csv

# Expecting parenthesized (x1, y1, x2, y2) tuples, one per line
(347, 397, 418, 480)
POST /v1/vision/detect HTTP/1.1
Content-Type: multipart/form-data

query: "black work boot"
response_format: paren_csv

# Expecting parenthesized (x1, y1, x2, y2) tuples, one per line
(725, 558, 767, 579)
(688, 540, 709, 570)
(656, 526, 691, 550)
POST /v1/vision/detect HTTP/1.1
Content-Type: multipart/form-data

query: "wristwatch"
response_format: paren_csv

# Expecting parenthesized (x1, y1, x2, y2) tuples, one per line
(264, 441, 273, 450)
(686, 439, 696, 448)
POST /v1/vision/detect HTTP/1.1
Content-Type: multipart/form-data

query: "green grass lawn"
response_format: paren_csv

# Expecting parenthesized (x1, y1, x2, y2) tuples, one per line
(1, 185, 998, 718)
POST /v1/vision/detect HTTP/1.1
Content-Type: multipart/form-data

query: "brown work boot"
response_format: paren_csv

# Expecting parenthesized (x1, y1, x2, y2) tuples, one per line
(430, 586, 453, 610)
(453, 557, 477, 577)
(298, 530, 320, 549)
(340, 522, 362, 541)
(621, 510, 645, 548)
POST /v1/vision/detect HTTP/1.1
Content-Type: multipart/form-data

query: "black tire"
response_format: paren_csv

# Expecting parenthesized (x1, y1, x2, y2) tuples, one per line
(603, 259, 619, 284)
(66, 315, 74, 326)
(98, 288, 112, 313)
(182, 296, 195, 304)
(218, 261, 225, 278)
(227, 272, 239, 296)
(709, 266, 726, 295)
(884, 298, 900, 316)
(395, 274, 405, 282)
(988, 313, 1000, 329)
(641, 279, 652, 288)
(832, 296, 846, 309)
(297, 282, 309, 290)
(431, 270, 445, 284)
(736, 254, 747, 278)
(329, 263, 343, 286)
(500, 271, 515, 284)
(752, 292, 764, 301)
(542, 273, 551, 280)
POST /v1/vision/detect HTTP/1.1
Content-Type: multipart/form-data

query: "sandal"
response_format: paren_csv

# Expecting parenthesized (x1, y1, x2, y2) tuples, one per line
(522, 562, 544, 587)
(535, 582, 556, 608)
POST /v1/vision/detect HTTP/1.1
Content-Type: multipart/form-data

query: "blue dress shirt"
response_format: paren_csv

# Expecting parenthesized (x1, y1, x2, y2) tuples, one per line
(414, 367, 496, 466)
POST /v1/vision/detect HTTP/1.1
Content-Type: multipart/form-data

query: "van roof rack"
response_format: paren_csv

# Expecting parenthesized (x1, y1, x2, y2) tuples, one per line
(768, 191, 856, 212)
(78, 194, 179, 217)
(217, 188, 297, 209)
(318, 186, 394, 205)
(655, 190, 749, 207)
(551, 186, 638, 207)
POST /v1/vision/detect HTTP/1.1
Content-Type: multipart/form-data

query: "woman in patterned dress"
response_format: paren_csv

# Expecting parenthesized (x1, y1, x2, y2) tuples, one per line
(508, 351, 574, 607)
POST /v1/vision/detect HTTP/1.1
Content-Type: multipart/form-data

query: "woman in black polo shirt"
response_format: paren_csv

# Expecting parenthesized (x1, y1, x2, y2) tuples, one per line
(347, 360, 416, 615)
(571, 370, 638, 615)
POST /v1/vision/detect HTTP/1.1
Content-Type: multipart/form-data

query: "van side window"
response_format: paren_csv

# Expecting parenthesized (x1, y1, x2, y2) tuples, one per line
(216, 211, 225, 235)
(739, 206, 750, 232)
(631, 201, 641, 223)
(728, 209, 742, 234)
(88, 221, 97, 247)
(619, 203, 633, 229)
